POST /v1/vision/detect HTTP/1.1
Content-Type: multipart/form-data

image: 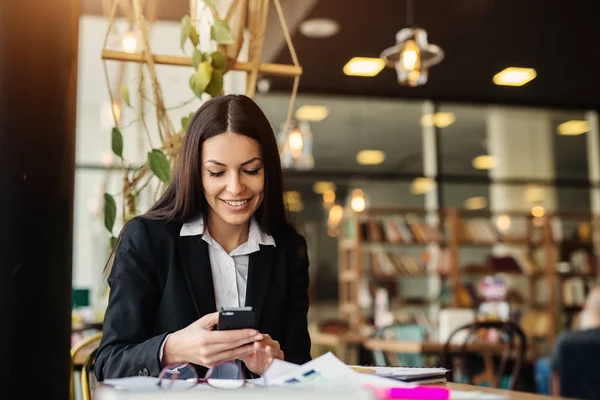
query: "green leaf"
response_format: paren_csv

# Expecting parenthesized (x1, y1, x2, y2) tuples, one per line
(111, 127, 123, 158)
(211, 51, 227, 71)
(148, 149, 171, 183)
(211, 20, 234, 44)
(180, 15, 192, 51)
(193, 49, 203, 70)
(188, 61, 213, 98)
(120, 84, 131, 108)
(205, 69, 224, 98)
(110, 236, 117, 249)
(104, 193, 117, 233)
(203, 0, 217, 15)
(189, 26, 200, 47)
(181, 112, 194, 132)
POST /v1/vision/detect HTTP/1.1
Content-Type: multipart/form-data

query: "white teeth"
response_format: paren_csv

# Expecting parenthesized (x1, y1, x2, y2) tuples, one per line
(224, 199, 248, 207)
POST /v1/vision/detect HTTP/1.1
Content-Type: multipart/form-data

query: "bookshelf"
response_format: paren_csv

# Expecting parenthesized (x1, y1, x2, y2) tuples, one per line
(337, 207, 600, 343)
(541, 212, 600, 333)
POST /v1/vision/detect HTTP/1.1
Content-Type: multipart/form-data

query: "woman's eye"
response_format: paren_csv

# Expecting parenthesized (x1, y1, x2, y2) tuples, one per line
(208, 171, 224, 177)
(244, 169, 261, 176)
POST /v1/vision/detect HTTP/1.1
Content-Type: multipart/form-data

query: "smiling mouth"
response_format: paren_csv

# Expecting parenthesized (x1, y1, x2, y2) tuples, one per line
(220, 198, 252, 207)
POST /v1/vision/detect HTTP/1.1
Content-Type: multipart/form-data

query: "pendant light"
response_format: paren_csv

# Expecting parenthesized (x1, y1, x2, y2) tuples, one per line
(278, 119, 314, 170)
(379, 0, 444, 87)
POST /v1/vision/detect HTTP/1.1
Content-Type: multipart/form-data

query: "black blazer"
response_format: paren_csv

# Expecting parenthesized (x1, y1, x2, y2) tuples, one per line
(94, 216, 311, 381)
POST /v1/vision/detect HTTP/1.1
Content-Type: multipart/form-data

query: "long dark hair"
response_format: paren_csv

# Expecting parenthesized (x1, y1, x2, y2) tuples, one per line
(144, 94, 291, 236)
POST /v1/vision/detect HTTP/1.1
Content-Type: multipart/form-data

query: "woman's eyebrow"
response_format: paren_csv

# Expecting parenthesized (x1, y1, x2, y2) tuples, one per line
(204, 157, 262, 167)
(241, 157, 262, 166)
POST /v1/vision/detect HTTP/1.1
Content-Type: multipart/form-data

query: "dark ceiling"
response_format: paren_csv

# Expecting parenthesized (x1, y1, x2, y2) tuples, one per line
(268, 0, 600, 110)
(82, 0, 599, 109)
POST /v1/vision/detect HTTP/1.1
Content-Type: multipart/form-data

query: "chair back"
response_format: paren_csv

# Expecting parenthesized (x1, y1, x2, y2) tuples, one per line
(441, 321, 526, 390)
(372, 323, 426, 367)
(555, 329, 600, 399)
(81, 346, 100, 400)
(70, 332, 102, 400)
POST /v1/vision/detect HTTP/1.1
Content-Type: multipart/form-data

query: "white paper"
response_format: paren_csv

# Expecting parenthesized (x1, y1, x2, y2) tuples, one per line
(264, 352, 412, 388)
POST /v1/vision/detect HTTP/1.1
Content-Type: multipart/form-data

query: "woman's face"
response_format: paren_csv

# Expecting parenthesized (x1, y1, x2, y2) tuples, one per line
(201, 132, 265, 228)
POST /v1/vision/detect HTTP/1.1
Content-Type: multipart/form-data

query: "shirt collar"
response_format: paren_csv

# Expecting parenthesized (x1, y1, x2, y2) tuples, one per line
(180, 215, 275, 252)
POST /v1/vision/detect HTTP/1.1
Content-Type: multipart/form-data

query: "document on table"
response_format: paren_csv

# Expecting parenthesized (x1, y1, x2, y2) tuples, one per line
(348, 365, 449, 383)
(263, 352, 413, 388)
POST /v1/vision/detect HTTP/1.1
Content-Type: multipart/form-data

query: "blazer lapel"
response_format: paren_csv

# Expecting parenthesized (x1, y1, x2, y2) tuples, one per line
(245, 245, 275, 326)
(178, 236, 217, 317)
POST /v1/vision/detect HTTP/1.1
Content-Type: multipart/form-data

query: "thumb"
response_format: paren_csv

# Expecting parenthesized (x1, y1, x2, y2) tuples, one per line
(198, 311, 219, 329)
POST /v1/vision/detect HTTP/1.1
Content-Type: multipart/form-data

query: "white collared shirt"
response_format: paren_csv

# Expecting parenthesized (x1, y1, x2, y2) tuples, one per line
(180, 215, 276, 309)
(160, 216, 275, 363)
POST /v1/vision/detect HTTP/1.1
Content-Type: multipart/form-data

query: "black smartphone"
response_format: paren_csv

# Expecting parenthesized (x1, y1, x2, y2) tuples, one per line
(217, 306, 257, 330)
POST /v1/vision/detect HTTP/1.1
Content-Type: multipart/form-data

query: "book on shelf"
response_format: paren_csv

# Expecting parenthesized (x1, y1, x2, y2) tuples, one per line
(562, 277, 587, 307)
(456, 217, 501, 242)
(486, 250, 543, 275)
(345, 215, 444, 244)
(368, 247, 450, 277)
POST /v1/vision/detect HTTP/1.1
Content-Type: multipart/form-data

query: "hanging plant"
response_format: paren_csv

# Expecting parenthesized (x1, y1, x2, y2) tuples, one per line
(102, 0, 234, 247)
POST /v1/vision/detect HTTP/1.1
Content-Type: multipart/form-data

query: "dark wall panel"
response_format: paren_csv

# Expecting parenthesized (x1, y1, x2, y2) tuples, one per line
(0, 1, 79, 398)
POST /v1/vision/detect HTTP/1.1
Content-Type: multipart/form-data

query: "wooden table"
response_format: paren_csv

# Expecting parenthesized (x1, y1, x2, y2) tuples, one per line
(95, 382, 565, 399)
(444, 383, 565, 399)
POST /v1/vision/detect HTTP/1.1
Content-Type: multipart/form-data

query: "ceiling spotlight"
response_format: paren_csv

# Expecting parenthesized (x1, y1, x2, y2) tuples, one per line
(472, 155, 496, 170)
(343, 57, 385, 77)
(557, 120, 589, 136)
(411, 177, 435, 195)
(296, 105, 329, 121)
(356, 150, 386, 165)
(493, 67, 537, 87)
(420, 112, 455, 128)
(464, 196, 487, 210)
(299, 18, 340, 38)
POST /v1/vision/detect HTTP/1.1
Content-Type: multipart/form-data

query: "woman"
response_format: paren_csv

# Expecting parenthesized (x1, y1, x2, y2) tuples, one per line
(94, 94, 311, 381)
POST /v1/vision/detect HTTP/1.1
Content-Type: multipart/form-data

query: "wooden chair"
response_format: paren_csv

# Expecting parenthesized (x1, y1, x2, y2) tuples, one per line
(70, 332, 102, 400)
(441, 321, 527, 390)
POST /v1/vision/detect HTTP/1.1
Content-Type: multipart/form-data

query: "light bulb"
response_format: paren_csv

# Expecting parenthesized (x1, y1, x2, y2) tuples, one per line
(531, 205, 545, 218)
(122, 32, 137, 54)
(400, 40, 419, 70)
(323, 189, 336, 206)
(288, 129, 304, 157)
(350, 189, 366, 213)
(328, 205, 344, 226)
(496, 214, 511, 232)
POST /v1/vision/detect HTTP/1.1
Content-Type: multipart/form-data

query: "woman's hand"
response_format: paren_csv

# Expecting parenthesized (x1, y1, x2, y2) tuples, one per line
(239, 334, 284, 375)
(162, 312, 263, 368)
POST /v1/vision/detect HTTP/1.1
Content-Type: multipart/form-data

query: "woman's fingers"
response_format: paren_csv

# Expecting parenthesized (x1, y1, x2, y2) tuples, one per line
(253, 340, 284, 360)
(265, 344, 284, 360)
(207, 332, 263, 353)
(206, 343, 256, 367)
(203, 328, 262, 345)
